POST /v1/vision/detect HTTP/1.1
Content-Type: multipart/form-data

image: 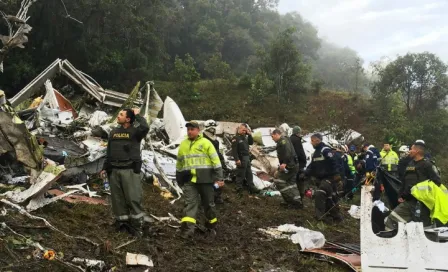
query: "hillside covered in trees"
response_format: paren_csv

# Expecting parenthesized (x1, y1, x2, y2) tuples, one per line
(0, 0, 367, 95)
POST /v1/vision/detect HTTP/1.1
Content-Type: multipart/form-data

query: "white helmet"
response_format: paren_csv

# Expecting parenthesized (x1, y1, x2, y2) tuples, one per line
(328, 139, 339, 149)
(340, 144, 348, 153)
(399, 145, 409, 153)
(415, 139, 425, 145)
(204, 120, 217, 129)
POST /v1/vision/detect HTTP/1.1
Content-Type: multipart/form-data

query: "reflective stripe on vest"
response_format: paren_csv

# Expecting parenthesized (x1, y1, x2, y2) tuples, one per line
(176, 135, 222, 183)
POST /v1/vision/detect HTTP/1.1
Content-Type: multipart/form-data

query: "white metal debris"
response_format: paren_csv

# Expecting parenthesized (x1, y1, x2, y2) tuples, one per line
(163, 96, 187, 144)
(2, 163, 65, 203)
(88, 111, 109, 127)
(360, 185, 448, 271)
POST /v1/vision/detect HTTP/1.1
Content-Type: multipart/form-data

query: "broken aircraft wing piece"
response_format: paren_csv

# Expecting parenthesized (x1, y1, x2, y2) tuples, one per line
(163, 96, 187, 144)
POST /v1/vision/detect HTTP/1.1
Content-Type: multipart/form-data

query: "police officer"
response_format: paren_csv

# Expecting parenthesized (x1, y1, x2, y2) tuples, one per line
(176, 121, 223, 239)
(380, 142, 399, 177)
(290, 126, 307, 198)
(232, 123, 259, 193)
(271, 129, 303, 208)
(203, 119, 226, 204)
(101, 108, 150, 236)
(384, 141, 441, 230)
(305, 134, 343, 222)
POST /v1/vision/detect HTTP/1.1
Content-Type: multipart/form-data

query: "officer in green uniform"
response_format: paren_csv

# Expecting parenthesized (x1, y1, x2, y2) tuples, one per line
(271, 129, 303, 208)
(231, 124, 259, 193)
(384, 141, 441, 230)
(101, 108, 150, 236)
(176, 121, 224, 239)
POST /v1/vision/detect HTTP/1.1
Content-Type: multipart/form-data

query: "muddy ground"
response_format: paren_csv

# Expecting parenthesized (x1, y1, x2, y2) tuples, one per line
(0, 181, 360, 272)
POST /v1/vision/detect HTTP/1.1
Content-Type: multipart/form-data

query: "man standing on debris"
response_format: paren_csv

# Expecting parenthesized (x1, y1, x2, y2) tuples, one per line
(203, 119, 226, 204)
(176, 121, 223, 239)
(232, 123, 259, 194)
(380, 141, 399, 177)
(101, 108, 150, 236)
(271, 129, 303, 208)
(384, 141, 441, 230)
(305, 133, 343, 222)
(290, 126, 307, 199)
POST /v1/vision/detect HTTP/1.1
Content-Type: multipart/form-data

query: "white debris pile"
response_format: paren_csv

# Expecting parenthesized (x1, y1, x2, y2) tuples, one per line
(259, 224, 326, 250)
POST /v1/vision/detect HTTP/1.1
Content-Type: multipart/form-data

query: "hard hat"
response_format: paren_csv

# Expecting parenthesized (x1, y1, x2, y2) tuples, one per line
(415, 139, 425, 145)
(341, 144, 348, 153)
(398, 145, 409, 153)
(328, 139, 339, 149)
(204, 120, 217, 129)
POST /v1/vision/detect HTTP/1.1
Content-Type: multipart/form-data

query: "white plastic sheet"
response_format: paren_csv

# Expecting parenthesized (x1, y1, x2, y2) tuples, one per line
(349, 205, 361, 219)
(261, 224, 325, 250)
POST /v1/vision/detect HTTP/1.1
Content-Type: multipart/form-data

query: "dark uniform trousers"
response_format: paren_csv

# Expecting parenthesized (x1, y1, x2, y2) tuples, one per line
(314, 179, 342, 219)
(296, 169, 306, 198)
(275, 165, 302, 205)
(182, 182, 217, 228)
(384, 199, 431, 231)
(235, 156, 257, 192)
(109, 168, 150, 228)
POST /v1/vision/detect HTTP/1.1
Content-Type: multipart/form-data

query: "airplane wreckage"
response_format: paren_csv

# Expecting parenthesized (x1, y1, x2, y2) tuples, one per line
(0, 59, 447, 271)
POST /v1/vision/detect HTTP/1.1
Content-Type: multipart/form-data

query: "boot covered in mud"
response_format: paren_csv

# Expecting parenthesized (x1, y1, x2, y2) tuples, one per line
(113, 220, 129, 233)
(273, 179, 303, 208)
(180, 222, 195, 239)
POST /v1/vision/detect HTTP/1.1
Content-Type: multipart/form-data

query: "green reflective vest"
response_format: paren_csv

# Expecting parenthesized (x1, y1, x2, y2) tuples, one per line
(411, 180, 448, 224)
(176, 134, 223, 183)
(380, 150, 399, 172)
(346, 154, 356, 175)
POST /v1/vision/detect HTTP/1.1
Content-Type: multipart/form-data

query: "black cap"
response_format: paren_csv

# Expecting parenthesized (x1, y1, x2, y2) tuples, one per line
(186, 121, 200, 128)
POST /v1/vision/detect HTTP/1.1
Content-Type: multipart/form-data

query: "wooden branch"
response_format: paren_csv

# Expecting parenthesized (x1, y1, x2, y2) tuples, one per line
(1, 199, 99, 247)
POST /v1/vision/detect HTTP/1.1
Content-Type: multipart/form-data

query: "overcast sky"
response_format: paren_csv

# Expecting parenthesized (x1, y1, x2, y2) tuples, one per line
(278, 0, 448, 65)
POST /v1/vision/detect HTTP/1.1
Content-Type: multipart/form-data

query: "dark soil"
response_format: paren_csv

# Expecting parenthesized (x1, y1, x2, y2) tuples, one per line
(0, 182, 360, 272)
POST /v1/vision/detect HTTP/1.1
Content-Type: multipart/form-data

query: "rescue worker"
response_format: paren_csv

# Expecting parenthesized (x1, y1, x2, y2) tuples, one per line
(290, 126, 307, 198)
(176, 121, 224, 239)
(271, 129, 303, 208)
(362, 143, 380, 178)
(348, 145, 358, 161)
(341, 145, 356, 198)
(101, 108, 150, 236)
(384, 141, 441, 230)
(232, 123, 259, 194)
(305, 134, 343, 223)
(202, 119, 226, 204)
(328, 140, 346, 196)
(397, 145, 411, 182)
(380, 142, 399, 177)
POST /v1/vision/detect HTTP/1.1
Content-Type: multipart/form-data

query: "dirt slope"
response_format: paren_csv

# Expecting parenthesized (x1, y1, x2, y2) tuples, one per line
(0, 181, 359, 272)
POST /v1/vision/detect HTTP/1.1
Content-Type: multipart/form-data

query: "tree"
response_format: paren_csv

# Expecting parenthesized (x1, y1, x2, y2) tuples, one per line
(169, 54, 201, 101)
(204, 53, 234, 80)
(372, 52, 448, 114)
(267, 27, 310, 102)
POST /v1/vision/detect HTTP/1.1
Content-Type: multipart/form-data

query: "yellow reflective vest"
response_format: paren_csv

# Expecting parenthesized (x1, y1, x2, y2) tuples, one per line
(380, 149, 399, 172)
(176, 134, 223, 183)
(346, 154, 356, 175)
(411, 180, 448, 224)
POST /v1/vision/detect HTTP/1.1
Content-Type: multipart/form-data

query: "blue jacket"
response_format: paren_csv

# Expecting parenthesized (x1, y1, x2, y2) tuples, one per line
(364, 146, 380, 172)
